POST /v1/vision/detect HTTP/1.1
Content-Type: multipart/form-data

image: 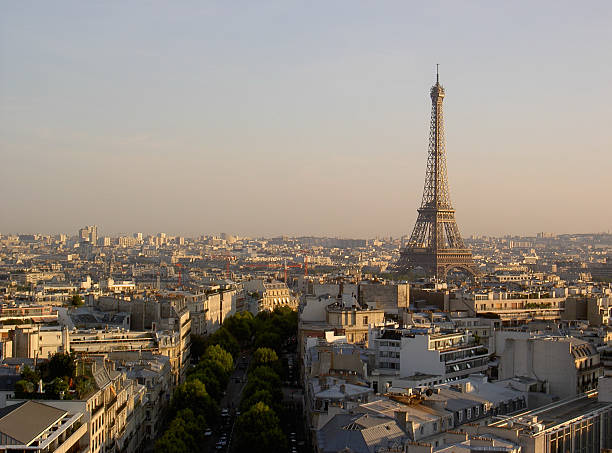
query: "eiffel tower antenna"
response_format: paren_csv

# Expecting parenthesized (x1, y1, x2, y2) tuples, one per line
(396, 72, 478, 279)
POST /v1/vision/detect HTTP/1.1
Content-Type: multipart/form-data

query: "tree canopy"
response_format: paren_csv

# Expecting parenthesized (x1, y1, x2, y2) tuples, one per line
(170, 379, 218, 422)
(154, 408, 207, 453)
(222, 311, 255, 345)
(234, 402, 287, 453)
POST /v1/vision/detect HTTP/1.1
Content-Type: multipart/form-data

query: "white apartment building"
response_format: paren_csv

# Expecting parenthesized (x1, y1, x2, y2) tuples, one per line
(369, 328, 489, 392)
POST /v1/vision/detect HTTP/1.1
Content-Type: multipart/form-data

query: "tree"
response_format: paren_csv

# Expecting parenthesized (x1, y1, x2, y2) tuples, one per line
(243, 366, 283, 403)
(205, 327, 240, 358)
(37, 353, 76, 382)
(45, 377, 69, 399)
(46, 353, 76, 381)
(190, 334, 207, 361)
(14, 379, 34, 397)
(254, 331, 282, 352)
(202, 344, 234, 375)
(252, 347, 278, 367)
(21, 365, 40, 385)
(240, 388, 282, 414)
(74, 376, 95, 399)
(155, 408, 207, 453)
(234, 402, 287, 453)
(223, 311, 255, 345)
(71, 294, 84, 306)
(187, 366, 223, 402)
(171, 379, 218, 422)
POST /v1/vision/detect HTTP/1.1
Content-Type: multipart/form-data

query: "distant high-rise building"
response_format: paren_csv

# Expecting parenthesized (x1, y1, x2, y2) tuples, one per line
(78, 225, 98, 244)
(133, 232, 143, 242)
(396, 70, 477, 279)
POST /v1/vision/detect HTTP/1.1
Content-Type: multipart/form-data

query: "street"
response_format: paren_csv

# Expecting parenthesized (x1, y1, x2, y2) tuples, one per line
(206, 353, 250, 452)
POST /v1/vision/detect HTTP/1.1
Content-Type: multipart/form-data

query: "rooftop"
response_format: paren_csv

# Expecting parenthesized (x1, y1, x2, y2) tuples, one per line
(0, 401, 67, 445)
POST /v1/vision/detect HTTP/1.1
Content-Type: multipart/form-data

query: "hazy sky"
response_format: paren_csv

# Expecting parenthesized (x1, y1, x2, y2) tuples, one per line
(1, 1, 611, 238)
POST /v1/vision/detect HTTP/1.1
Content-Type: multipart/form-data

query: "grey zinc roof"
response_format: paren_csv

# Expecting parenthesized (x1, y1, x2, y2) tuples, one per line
(0, 401, 67, 445)
(317, 413, 406, 453)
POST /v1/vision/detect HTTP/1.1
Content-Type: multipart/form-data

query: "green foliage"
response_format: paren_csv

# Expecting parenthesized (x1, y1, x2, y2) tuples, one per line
(186, 344, 234, 401)
(45, 377, 69, 399)
(154, 408, 207, 453)
(243, 365, 283, 404)
(252, 306, 297, 353)
(190, 334, 207, 361)
(240, 388, 282, 414)
(71, 294, 84, 306)
(38, 352, 76, 382)
(202, 344, 234, 375)
(254, 331, 282, 352)
(14, 379, 34, 397)
(234, 402, 287, 453)
(74, 376, 95, 399)
(250, 347, 284, 377)
(171, 379, 218, 422)
(248, 366, 282, 389)
(21, 366, 40, 385)
(252, 347, 279, 367)
(205, 327, 240, 358)
(223, 311, 255, 345)
(187, 366, 223, 401)
(524, 302, 552, 309)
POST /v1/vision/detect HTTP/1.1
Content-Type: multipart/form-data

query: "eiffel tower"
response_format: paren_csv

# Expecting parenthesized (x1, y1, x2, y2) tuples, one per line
(396, 69, 478, 279)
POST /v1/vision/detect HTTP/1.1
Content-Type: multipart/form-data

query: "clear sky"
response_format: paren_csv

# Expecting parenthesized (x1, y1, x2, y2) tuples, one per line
(1, 1, 611, 238)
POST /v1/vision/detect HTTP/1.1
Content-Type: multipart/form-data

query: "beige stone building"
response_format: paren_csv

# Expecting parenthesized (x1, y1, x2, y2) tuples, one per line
(358, 282, 410, 314)
(243, 279, 298, 312)
(325, 303, 385, 344)
(12, 327, 188, 385)
(562, 295, 612, 327)
(6, 358, 146, 453)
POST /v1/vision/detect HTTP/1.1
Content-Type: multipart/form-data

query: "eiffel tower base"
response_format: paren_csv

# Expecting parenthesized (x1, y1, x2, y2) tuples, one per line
(396, 248, 479, 280)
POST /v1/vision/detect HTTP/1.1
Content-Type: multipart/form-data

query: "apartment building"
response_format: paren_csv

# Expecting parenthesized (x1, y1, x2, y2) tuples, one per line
(325, 302, 385, 344)
(563, 295, 612, 327)
(12, 327, 187, 385)
(369, 328, 489, 392)
(498, 333, 603, 398)
(469, 378, 612, 453)
(242, 279, 297, 311)
(113, 351, 173, 441)
(452, 290, 565, 325)
(0, 400, 88, 453)
(5, 358, 146, 453)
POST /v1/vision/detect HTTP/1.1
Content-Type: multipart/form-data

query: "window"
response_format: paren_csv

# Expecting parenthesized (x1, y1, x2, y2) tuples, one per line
(363, 316, 368, 325)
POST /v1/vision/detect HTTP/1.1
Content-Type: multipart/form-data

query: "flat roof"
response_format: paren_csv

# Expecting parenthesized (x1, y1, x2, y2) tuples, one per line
(0, 401, 67, 445)
(536, 395, 609, 427)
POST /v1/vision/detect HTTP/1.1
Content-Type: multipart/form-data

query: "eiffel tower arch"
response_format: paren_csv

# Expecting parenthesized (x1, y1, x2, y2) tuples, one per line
(396, 70, 479, 279)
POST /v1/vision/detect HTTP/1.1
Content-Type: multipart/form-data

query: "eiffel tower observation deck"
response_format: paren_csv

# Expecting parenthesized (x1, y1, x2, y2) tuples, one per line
(396, 69, 479, 279)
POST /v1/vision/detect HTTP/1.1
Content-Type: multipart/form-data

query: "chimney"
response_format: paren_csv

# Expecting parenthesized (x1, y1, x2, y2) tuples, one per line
(394, 411, 408, 431)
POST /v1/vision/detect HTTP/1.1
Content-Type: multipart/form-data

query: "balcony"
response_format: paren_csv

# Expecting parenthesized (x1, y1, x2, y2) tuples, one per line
(441, 347, 489, 363)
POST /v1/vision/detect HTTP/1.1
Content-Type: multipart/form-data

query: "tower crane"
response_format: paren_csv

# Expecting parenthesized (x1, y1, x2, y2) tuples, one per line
(209, 254, 236, 279)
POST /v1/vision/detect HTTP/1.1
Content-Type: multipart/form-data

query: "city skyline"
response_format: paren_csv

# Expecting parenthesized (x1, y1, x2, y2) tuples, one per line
(2, 2, 611, 237)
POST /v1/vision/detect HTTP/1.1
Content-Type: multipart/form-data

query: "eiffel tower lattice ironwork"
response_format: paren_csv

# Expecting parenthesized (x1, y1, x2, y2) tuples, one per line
(396, 69, 478, 279)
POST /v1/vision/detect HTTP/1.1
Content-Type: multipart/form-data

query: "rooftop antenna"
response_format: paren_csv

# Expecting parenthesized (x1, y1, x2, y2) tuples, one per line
(436, 64, 439, 84)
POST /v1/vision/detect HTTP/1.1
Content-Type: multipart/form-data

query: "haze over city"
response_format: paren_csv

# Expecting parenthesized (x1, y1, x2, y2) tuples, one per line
(1, 1, 611, 237)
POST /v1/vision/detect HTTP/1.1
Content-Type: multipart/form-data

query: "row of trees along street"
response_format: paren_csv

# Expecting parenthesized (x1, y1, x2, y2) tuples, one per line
(156, 307, 298, 453)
